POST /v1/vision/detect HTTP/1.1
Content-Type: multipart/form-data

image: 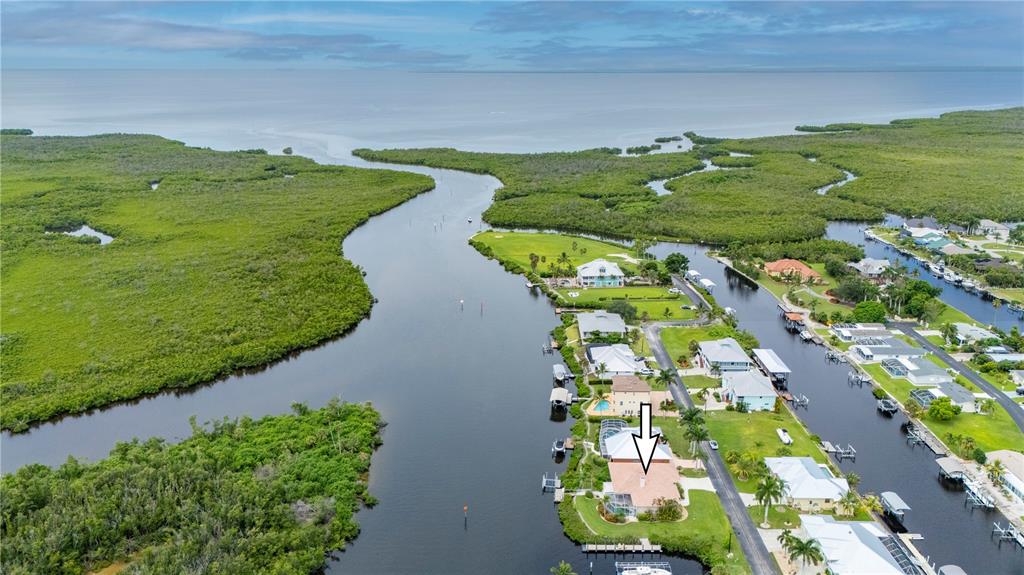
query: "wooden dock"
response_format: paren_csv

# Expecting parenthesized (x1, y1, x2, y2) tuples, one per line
(583, 539, 662, 553)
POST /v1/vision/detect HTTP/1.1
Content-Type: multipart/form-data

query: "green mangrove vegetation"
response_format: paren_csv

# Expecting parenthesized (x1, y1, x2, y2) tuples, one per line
(1, 134, 434, 430)
(356, 108, 1022, 246)
(1, 400, 382, 574)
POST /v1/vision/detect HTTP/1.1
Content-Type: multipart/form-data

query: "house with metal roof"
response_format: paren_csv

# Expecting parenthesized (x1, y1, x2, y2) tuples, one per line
(985, 450, 1024, 503)
(848, 258, 891, 279)
(800, 515, 923, 575)
(765, 457, 849, 511)
(909, 381, 981, 413)
(988, 353, 1024, 363)
(751, 348, 791, 382)
(851, 338, 926, 362)
(697, 338, 752, 373)
(577, 311, 627, 339)
(588, 344, 643, 376)
(576, 259, 625, 287)
(952, 322, 999, 344)
(721, 370, 776, 411)
(880, 357, 953, 386)
(830, 323, 890, 343)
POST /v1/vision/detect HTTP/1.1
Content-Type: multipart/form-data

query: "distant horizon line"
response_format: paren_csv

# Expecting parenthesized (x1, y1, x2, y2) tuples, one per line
(5, 65, 1024, 74)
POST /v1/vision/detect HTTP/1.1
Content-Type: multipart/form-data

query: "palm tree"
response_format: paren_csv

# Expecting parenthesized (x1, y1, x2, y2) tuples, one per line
(596, 362, 607, 378)
(860, 493, 883, 515)
(986, 459, 1007, 483)
(731, 452, 762, 481)
(696, 387, 711, 412)
(777, 529, 797, 550)
(685, 424, 710, 457)
(680, 407, 704, 426)
(594, 387, 608, 402)
(838, 490, 860, 517)
(657, 368, 674, 389)
(550, 561, 577, 575)
(845, 472, 861, 491)
(755, 474, 788, 526)
(941, 322, 958, 345)
(788, 537, 825, 571)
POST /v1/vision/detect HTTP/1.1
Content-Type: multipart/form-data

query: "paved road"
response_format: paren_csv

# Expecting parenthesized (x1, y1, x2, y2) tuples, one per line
(892, 322, 1024, 433)
(643, 322, 780, 575)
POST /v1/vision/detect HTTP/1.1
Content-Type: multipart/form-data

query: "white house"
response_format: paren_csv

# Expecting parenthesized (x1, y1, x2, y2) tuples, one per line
(850, 338, 926, 362)
(1010, 370, 1024, 386)
(830, 323, 890, 343)
(848, 258, 890, 279)
(577, 311, 627, 339)
(880, 357, 953, 386)
(800, 515, 911, 575)
(988, 353, 1024, 363)
(721, 370, 776, 411)
(985, 450, 1024, 503)
(765, 457, 849, 511)
(697, 338, 753, 373)
(609, 375, 652, 417)
(576, 259, 625, 287)
(909, 381, 982, 413)
(588, 344, 643, 376)
(979, 219, 1010, 240)
(953, 322, 999, 345)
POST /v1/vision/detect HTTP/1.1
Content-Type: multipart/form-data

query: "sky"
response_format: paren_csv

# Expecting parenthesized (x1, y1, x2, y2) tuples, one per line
(2, 1, 1022, 72)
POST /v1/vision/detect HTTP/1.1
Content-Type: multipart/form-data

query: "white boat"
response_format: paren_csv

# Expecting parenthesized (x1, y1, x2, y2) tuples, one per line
(525, 281, 534, 288)
(927, 262, 943, 275)
(467, 217, 473, 223)
(961, 279, 977, 292)
(552, 364, 568, 383)
(942, 270, 958, 283)
(776, 428, 794, 445)
(799, 330, 813, 341)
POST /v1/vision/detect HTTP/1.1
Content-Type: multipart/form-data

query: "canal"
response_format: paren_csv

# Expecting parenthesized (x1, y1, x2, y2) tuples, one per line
(647, 240, 1023, 574)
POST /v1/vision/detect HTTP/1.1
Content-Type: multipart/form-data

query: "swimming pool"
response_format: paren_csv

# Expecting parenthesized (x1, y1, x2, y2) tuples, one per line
(594, 400, 610, 412)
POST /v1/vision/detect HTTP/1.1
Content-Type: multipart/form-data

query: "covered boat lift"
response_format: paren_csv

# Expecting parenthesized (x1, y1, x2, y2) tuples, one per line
(880, 491, 912, 532)
(549, 387, 572, 409)
(752, 348, 791, 384)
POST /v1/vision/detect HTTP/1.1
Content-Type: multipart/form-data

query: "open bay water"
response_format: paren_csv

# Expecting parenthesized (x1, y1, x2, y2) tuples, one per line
(3, 69, 1023, 573)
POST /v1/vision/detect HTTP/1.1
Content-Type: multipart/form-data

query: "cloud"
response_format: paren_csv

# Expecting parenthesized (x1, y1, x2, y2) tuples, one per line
(0, 3, 466, 66)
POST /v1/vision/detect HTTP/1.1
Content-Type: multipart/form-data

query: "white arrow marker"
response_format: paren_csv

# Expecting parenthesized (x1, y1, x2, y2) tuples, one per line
(631, 403, 661, 475)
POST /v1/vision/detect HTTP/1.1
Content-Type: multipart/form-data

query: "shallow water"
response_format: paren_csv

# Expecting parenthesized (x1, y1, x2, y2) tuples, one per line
(62, 225, 114, 244)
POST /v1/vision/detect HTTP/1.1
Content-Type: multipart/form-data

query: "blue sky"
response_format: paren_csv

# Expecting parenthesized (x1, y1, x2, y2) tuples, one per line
(2, 2, 1021, 71)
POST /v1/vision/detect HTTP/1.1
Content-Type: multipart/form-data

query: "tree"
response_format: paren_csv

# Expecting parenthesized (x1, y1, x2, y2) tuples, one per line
(787, 537, 825, 571)
(657, 368, 675, 389)
(838, 490, 860, 517)
(529, 252, 540, 272)
(860, 493, 883, 515)
(696, 387, 711, 411)
(607, 300, 638, 321)
(905, 400, 924, 420)
(941, 322, 959, 344)
(777, 529, 797, 551)
(680, 407, 704, 426)
(852, 300, 887, 323)
(664, 253, 689, 274)
(927, 396, 961, 421)
(845, 472, 861, 490)
(685, 424, 710, 457)
(986, 459, 1007, 483)
(730, 451, 763, 481)
(550, 561, 577, 575)
(755, 474, 788, 526)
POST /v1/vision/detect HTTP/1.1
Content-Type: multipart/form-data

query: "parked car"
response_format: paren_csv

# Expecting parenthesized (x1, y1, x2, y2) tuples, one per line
(708, 440, 719, 450)
(668, 287, 682, 294)
(638, 368, 655, 376)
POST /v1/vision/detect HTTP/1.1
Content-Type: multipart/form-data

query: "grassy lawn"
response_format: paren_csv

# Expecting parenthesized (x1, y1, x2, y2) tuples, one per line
(753, 263, 851, 317)
(1, 134, 435, 430)
(683, 374, 720, 389)
(861, 362, 1024, 453)
(704, 410, 827, 492)
(747, 505, 801, 530)
(470, 230, 642, 274)
(928, 305, 980, 329)
(572, 492, 750, 573)
(557, 286, 695, 322)
(660, 324, 758, 366)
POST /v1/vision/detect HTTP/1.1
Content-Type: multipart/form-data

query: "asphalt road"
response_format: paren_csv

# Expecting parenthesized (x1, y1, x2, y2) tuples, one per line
(892, 322, 1024, 433)
(643, 323, 780, 575)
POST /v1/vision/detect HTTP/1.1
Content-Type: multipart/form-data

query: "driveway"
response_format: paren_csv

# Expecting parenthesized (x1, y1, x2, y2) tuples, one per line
(644, 322, 781, 575)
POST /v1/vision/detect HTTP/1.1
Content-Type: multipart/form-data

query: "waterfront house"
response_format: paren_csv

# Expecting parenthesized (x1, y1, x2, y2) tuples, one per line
(850, 338, 926, 362)
(603, 426, 680, 514)
(588, 344, 643, 376)
(763, 258, 821, 283)
(984, 450, 1024, 503)
(979, 219, 1010, 240)
(880, 357, 953, 386)
(721, 370, 776, 411)
(1010, 370, 1024, 386)
(765, 457, 849, 511)
(830, 323, 891, 343)
(908, 381, 981, 413)
(697, 338, 753, 373)
(609, 375, 652, 417)
(939, 243, 975, 256)
(799, 515, 915, 575)
(576, 259, 625, 287)
(848, 258, 890, 280)
(988, 352, 1024, 364)
(952, 322, 999, 345)
(577, 311, 627, 340)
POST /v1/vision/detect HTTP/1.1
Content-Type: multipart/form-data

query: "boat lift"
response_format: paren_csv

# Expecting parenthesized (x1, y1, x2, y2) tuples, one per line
(821, 441, 856, 462)
(992, 523, 1024, 549)
(541, 473, 561, 492)
(880, 491, 912, 531)
(847, 370, 871, 387)
(789, 393, 810, 409)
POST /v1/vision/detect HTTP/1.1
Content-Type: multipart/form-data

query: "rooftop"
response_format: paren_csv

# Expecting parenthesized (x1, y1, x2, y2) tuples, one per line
(765, 457, 848, 501)
(801, 515, 909, 575)
(611, 375, 651, 394)
(577, 311, 627, 335)
(764, 258, 820, 279)
(849, 258, 891, 276)
(603, 427, 673, 462)
(953, 322, 998, 342)
(752, 348, 791, 374)
(722, 370, 776, 397)
(577, 258, 624, 277)
(698, 338, 750, 365)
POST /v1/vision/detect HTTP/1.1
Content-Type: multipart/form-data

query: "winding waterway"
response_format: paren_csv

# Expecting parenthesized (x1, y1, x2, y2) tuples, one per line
(5, 69, 1024, 574)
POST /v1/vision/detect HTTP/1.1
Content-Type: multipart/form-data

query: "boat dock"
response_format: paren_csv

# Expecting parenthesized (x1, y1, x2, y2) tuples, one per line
(541, 473, 561, 492)
(821, 441, 856, 462)
(936, 457, 995, 510)
(847, 370, 871, 387)
(752, 348, 791, 384)
(906, 424, 947, 456)
(992, 523, 1024, 549)
(615, 562, 672, 575)
(582, 539, 662, 553)
(877, 398, 900, 415)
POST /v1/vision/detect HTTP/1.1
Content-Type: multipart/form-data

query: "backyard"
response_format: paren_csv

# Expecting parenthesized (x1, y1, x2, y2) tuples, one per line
(470, 230, 643, 275)
(660, 324, 760, 367)
(557, 286, 695, 321)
